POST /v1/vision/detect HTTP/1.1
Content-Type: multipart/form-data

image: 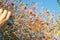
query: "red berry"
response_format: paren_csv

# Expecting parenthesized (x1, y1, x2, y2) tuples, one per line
(11, 2, 14, 6)
(30, 11, 32, 15)
(33, 14, 36, 17)
(24, 7, 26, 10)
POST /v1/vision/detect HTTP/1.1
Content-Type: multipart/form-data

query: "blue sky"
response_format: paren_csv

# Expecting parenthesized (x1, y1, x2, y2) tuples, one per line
(21, 0, 60, 15)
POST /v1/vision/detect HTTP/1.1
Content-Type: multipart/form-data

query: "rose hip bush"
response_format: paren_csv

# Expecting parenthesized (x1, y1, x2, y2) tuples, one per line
(0, 0, 60, 40)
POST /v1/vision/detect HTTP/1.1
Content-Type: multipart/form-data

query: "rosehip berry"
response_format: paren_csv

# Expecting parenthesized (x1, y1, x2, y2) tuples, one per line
(33, 14, 36, 17)
(30, 11, 32, 15)
(11, 2, 14, 6)
(24, 6, 26, 10)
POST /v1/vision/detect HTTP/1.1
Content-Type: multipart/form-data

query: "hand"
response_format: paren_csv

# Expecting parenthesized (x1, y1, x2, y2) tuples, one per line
(0, 8, 11, 26)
